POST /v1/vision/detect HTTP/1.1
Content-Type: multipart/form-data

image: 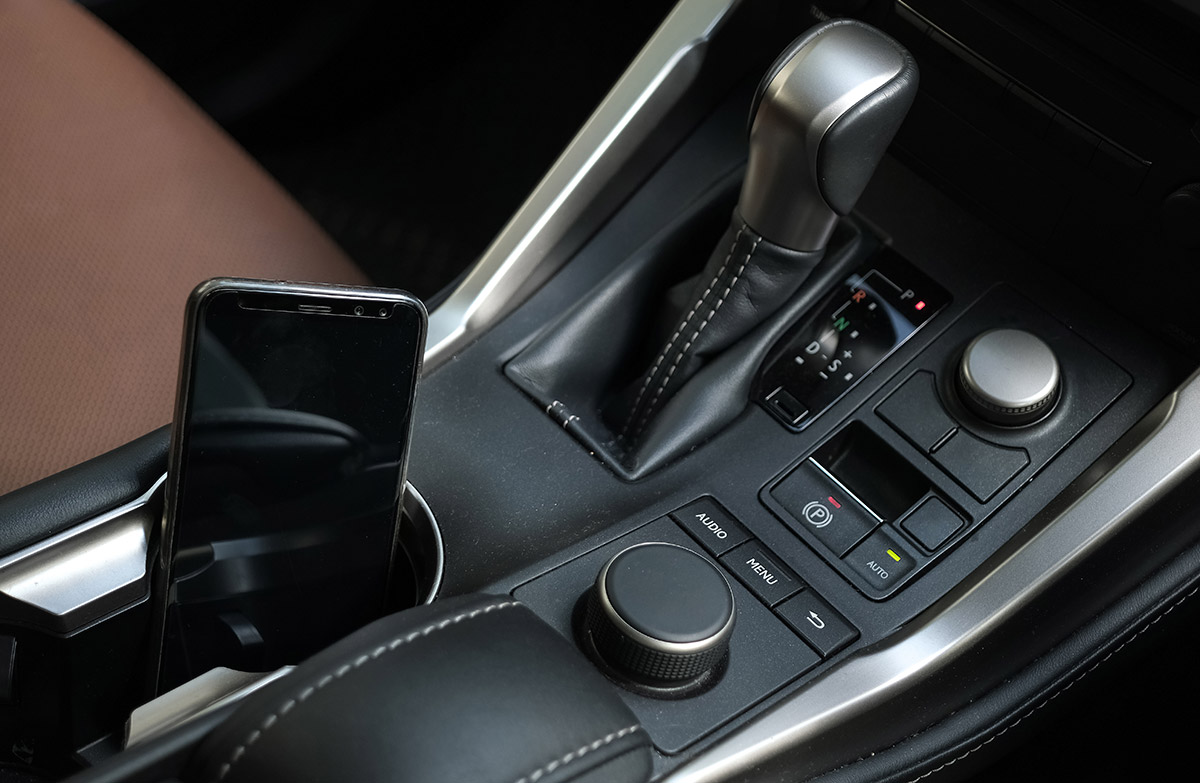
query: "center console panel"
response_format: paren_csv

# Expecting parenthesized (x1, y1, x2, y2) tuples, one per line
(408, 56, 1182, 774)
(501, 247, 1155, 763)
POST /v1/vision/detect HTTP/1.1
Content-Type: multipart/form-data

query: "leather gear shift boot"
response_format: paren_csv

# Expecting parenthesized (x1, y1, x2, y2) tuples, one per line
(505, 175, 869, 479)
(607, 214, 824, 450)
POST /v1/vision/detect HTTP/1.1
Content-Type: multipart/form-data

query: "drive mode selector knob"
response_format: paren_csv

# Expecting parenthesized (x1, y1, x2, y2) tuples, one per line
(584, 542, 735, 687)
(957, 328, 1060, 426)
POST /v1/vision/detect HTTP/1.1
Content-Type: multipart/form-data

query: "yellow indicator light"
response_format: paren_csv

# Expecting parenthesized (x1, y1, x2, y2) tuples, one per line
(887, 549, 901, 562)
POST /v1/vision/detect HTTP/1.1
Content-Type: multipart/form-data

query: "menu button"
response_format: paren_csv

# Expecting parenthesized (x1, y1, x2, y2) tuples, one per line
(720, 541, 802, 607)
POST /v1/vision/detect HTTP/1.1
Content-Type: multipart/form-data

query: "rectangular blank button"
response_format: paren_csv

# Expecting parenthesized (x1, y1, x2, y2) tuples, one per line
(877, 371, 956, 452)
(932, 430, 1029, 502)
(901, 498, 963, 551)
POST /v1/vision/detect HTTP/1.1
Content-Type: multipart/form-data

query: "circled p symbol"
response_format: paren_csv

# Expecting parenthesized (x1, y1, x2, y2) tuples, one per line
(802, 501, 832, 528)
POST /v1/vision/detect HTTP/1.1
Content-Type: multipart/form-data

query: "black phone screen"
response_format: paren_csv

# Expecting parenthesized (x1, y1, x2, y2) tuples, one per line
(159, 287, 424, 691)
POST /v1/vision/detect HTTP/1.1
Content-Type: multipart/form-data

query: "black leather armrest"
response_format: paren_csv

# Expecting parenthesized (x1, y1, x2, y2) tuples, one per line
(185, 594, 651, 783)
(0, 425, 169, 557)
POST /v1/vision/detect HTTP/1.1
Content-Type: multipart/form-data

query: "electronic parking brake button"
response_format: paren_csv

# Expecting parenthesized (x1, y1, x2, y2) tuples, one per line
(772, 460, 877, 557)
(720, 541, 802, 607)
(671, 497, 752, 556)
(845, 529, 916, 593)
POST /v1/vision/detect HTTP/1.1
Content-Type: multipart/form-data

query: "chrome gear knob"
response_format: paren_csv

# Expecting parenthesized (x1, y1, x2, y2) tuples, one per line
(739, 20, 919, 252)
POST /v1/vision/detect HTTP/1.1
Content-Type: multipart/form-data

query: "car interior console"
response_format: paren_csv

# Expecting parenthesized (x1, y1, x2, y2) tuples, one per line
(1, 0, 1199, 781)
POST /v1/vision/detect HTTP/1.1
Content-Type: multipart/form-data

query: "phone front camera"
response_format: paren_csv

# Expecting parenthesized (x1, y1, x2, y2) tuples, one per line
(378, 308, 388, 317)
(354, 305, 365, 316)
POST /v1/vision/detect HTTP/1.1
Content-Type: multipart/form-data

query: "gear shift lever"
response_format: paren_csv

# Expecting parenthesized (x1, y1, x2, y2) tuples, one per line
(742, 21, 918, 252)
(506, 20, 920, 477)
(613, 20, 918, 448)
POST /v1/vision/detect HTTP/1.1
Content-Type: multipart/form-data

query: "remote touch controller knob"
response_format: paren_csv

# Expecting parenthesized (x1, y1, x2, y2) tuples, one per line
(584, 542, 735, 685)
(958, 328, 1060, 426)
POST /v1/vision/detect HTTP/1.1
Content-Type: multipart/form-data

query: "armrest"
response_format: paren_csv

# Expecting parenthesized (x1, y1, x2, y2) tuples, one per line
(0, 426, 168, 558)
(184, 594, 651, 783)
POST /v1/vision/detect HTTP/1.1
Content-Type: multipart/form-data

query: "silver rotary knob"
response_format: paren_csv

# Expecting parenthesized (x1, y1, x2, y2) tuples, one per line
(584, 543, 734, 686)
(957, 328, 1060, 426)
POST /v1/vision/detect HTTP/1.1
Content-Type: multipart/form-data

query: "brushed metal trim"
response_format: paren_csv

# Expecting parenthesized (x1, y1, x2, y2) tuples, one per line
(0, 474, 165, 631)
(666, 371, 1197, 782)
(403, 482, 444, 605)
(423, 0, 741, 370)
(125, 665, 295, 748)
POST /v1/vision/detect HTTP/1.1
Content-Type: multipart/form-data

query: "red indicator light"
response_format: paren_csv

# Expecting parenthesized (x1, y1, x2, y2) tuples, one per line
(915, 300, 926, 311)
(827, 496, 842, 509)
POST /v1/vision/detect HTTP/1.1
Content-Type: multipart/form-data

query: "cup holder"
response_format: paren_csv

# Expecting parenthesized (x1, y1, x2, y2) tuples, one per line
(0, 476, 446, 765)
(396, 482, 445, 608)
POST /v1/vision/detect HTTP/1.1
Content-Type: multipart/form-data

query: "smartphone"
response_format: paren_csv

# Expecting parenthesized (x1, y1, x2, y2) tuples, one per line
(150, 278, 426, 695)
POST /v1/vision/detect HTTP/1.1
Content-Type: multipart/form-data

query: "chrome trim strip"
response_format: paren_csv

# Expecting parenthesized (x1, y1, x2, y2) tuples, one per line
(423, 0, 741, 370)
(667, 372, 1199, 782)
(126, 666, 295, 748)
(0, 474, 165, 630)
(809, 458, 883, 523)
(403, 482, 444, 605)
(0, 476, 442, 634)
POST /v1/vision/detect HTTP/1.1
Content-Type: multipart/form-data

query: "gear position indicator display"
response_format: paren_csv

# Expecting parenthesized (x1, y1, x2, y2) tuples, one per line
(758, 250, 950, 431)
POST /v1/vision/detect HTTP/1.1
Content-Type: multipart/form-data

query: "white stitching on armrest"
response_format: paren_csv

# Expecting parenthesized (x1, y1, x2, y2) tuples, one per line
(213, 600, 521, 782)
(513, 724, 642, 783)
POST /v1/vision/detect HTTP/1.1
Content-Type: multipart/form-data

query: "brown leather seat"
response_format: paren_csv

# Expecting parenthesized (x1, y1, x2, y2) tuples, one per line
(0, 0, 369, 494)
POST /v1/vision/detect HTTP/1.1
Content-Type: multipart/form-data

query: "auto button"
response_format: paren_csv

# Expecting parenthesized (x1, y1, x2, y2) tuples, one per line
(844, 528, 916, 594)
